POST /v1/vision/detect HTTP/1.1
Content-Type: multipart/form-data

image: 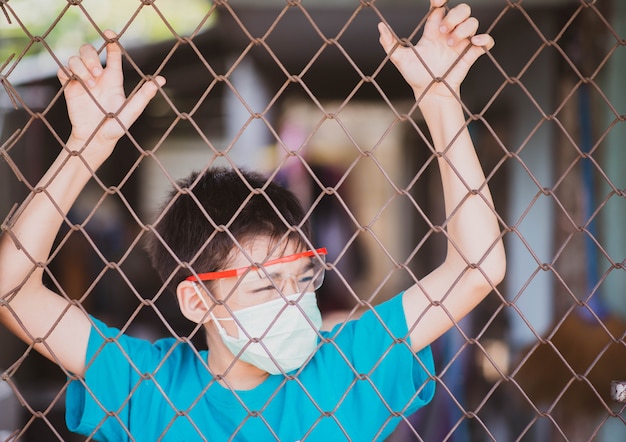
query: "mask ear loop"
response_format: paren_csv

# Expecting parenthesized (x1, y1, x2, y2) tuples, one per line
(192, 283, 218, 322)
(193, 283, 236, 339)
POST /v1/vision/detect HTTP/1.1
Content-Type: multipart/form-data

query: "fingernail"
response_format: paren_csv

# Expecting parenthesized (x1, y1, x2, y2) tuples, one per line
(447, 38, 455, 47)
(440, 25, 447, 33)
(87, 79, 96, 88)
(92, 67, 102, 76)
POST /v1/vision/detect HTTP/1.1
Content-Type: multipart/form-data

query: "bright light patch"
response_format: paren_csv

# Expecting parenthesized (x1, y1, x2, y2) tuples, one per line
(0, 0, 215, 62)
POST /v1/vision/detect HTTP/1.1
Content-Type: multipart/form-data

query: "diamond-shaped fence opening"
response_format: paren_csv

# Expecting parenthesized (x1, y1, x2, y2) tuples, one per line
(0, 0, 625, 441)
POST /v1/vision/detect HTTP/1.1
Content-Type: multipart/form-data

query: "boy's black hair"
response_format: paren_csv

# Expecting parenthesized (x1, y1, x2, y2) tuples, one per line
(146, 167, 312, 294)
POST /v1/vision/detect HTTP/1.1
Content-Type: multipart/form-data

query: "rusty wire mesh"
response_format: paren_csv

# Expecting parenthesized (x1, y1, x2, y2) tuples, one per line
(0, 0, 625, 441)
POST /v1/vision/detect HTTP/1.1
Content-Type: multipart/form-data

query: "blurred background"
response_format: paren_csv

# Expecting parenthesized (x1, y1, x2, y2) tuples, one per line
(0, 0, 625, 440)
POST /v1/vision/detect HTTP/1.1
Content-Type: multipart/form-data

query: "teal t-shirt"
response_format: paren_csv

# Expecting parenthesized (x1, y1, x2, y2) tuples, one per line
(66, 293, 435, 441)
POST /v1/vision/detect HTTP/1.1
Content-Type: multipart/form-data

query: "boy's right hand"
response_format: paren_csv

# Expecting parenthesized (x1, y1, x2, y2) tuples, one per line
(0, 32, 167, 375)
(57, 30, 165, 159)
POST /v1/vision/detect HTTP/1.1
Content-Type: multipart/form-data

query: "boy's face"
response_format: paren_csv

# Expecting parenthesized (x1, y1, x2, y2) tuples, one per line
(183, 238, 326, 374)
(203, 239, 326, 312)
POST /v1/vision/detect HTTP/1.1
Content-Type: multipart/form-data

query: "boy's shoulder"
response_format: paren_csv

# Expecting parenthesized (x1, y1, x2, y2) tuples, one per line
(87, 316, 206, 370)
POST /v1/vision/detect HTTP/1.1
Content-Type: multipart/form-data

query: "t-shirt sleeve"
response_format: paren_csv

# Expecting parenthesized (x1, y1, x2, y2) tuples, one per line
(65, 317, 155, 441)
(326, 293, 436, 421)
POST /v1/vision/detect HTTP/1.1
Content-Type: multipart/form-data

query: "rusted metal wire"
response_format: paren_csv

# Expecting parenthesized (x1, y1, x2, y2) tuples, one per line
(0, 0, 625, 441)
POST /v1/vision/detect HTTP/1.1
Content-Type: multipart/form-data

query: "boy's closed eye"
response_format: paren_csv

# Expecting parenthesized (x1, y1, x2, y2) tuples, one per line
(247, 266, 316, 294)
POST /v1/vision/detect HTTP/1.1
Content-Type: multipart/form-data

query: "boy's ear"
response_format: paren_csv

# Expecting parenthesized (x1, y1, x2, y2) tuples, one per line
(177, 280, 212, 324)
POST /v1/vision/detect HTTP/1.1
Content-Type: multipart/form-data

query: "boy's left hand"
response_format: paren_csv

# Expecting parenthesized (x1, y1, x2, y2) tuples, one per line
(378, 0, 494, 100)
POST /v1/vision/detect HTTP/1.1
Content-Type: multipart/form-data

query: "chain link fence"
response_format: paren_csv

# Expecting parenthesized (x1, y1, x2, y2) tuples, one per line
(1, 0, 625, 440)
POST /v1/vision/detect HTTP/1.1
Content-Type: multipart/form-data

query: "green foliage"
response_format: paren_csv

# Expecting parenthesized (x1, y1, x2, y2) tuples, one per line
(0, 0, 214, 65)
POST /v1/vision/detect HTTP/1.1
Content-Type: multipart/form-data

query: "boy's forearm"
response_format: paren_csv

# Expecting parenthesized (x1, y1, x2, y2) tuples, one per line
(419, 97, 491, 207)
(0, 35, 162, 374)
(0, 137, 109, 297)
(419, 96, 505, 281)
(0, 138, 108, 373)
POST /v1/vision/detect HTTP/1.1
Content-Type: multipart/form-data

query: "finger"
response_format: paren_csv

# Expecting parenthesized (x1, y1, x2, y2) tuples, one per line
(439, 3, 471, 34)
(102, 29, 123, 72)
(117, 76, 166, 128)
(424, 4, 445, 37)
(67, 55, 96, 88)
(377, 22, 397, 56)
(448, 17, 479, 47)
(471, 34, 495, 52)
(429, 0, 447, 8)
(463, 34, 494, 67)
(78, 44, 103, 77)
(57, 65, 70, 84)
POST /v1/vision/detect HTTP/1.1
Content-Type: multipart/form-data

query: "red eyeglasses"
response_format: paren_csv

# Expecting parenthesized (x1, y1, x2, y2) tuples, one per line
(186, 248, 328, 304)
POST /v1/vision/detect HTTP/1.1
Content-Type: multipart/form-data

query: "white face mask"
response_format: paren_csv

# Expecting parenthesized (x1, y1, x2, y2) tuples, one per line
(209, 292, 322, 375)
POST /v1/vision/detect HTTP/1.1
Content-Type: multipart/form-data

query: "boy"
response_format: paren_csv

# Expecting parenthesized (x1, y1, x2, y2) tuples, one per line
(0, 0, 505, 440)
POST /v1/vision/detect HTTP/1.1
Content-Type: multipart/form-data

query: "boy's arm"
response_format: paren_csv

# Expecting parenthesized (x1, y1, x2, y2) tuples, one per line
(378, 1, 506, 352)
(0, 31, 165, 375)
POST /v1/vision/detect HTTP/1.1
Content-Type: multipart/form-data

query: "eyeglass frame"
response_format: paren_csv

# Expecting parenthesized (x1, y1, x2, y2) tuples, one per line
(185, 247, 328, 284)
